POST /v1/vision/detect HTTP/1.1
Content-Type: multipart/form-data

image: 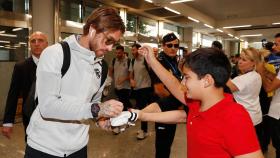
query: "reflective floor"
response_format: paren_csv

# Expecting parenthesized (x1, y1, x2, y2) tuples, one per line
(0, 122, 276, 158)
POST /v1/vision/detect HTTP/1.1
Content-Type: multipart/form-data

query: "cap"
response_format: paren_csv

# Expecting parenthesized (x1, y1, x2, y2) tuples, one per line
(162, 33, 178, 44)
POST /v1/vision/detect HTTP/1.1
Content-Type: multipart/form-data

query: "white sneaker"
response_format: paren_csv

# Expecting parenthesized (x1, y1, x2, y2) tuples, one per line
(136, 130, 147, 140)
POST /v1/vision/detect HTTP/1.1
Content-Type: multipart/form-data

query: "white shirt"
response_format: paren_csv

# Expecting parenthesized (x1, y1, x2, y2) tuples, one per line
(232, 71, 262, 125)
(268, 71, 280, 119)
(32, 55, 39, 65)
(27, 35, 104, 157)
(128, 56, 151, 90)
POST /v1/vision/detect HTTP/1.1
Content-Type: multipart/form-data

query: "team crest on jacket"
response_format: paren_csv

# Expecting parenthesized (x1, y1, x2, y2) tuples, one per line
(94, 68, 101, 79)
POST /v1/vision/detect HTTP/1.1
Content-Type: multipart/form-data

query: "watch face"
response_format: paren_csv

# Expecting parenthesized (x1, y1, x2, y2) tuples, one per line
(91, 103, 100, 118)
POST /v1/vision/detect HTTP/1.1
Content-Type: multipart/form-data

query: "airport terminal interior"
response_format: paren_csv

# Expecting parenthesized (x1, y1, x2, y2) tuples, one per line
(0, 0, 280, 157)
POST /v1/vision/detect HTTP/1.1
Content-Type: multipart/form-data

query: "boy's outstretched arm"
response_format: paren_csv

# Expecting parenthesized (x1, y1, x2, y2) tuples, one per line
(138, 110, 187, 124)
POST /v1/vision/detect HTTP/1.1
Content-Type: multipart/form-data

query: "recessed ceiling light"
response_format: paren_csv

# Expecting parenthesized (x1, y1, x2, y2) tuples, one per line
(188, 16, 199, 23)
(272, 22, 280, 25)
(240, 34, 263, 37)
(223, 25, 252, 29)
(12, 28, 23, 31)
(227, 34, 234, 37)
(204, 24, 213, 28)
(164, 7, 181, 15)
(216, 29, 223, 32)
(170, 0, 193, 4)
(145, 0, 153, 3)
(0, 40, 10, 43)
(19, 42, 27, 45)
(65, 20, 84, 29)
(0, 33, 17, 38)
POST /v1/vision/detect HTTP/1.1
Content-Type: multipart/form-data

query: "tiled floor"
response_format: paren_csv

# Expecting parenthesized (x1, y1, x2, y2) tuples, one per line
(0, 122, 186, 158)
(0, 122, 276, 158)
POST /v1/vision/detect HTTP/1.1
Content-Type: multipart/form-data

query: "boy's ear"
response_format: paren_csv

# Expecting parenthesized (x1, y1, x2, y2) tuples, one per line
(203, 74, 214, 88)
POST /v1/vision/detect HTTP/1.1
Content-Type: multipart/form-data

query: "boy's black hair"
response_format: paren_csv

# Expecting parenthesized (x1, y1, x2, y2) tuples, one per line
(275, 33, 280, 38)
(132, 43, 141, 49)
(211, 41, 223, 50)
(184, 48, 231, 88)
(116, 45, 124, 51)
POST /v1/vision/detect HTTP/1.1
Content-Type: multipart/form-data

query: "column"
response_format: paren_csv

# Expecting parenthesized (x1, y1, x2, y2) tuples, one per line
(31, 0, 55, 44)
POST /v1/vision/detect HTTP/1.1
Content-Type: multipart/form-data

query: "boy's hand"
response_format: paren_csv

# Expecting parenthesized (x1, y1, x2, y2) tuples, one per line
(138, 45, 156, 65)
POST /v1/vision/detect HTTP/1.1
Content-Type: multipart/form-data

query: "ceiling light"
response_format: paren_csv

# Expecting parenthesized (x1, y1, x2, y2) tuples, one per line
(12, 28, 23, 31)
(0, 40, 10, 43)
(272, 22, 280, 25)
(164, 7, 180, 15)
(240, 39, 244, 42)
(0, 33, 17, 38)
(19, 42, 27, 45)
(204, 24, 213, 28)
(26, 14, 32, 18)
(240, 34, 263, 37)
(188, 16, 199, 23)
(4, 47, 16, 50)
(170, 0, 193, 4)
(223, 25, 252, 29)
(0, 31, 5, 34)
(234, 37, 239, 39)
(65, 20, 84, 29)
(0, 46, 4, 48)
(216, 29, 223, 32)
(145, 0, 153, 3)
(227, 34, 233, 37)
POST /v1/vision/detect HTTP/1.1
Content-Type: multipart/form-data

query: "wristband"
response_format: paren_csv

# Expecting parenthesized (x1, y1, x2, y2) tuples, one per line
(91, 103, 100, 119)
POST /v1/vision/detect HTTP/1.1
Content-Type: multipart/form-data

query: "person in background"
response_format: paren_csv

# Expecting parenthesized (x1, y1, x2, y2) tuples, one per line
(109, 45, 132, 111)
(226, 48, 263, 151)
(148, 33, 183, 158)
(24, 7, 124, 158)
(1, 31, 48, 142)
(258, 32, 280, 158)
(129, 43, 153, 140)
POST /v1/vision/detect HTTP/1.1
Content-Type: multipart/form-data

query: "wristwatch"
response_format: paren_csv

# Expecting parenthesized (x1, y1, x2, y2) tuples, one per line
(91, 103, 100, 119)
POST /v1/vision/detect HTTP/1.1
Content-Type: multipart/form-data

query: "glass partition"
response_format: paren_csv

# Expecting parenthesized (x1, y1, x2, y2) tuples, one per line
(0, 0, 30, 61)
(60, 0, 82, 23)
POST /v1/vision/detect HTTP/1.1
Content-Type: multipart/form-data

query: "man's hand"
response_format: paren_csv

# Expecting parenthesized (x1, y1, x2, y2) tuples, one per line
(96, 118, 111, 131)
(110, 111, 138, 127)
(98, 99, 123, 118)
(1, 126, 13, 139)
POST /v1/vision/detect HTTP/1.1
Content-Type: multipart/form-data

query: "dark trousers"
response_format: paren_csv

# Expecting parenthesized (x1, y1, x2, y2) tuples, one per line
(255, 122, 265, 152)
(155, 123, 177, 158)
(22, 114, 30, 142)
(269, 116, 280, 158)
(24, 145, 87, 158)
(134, 87, 152, 132)
(257, 115, 271, 152)
(115, 89, 132, 111)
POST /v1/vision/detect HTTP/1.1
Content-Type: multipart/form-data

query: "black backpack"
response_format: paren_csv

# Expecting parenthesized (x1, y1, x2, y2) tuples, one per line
(112, 57, 131, 70)
(23, 41, 108, 119)
(131, 58, 149, 73)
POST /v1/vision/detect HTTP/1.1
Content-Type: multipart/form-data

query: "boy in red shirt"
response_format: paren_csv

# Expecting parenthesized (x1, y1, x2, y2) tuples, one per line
(111, 47, 263, 158)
